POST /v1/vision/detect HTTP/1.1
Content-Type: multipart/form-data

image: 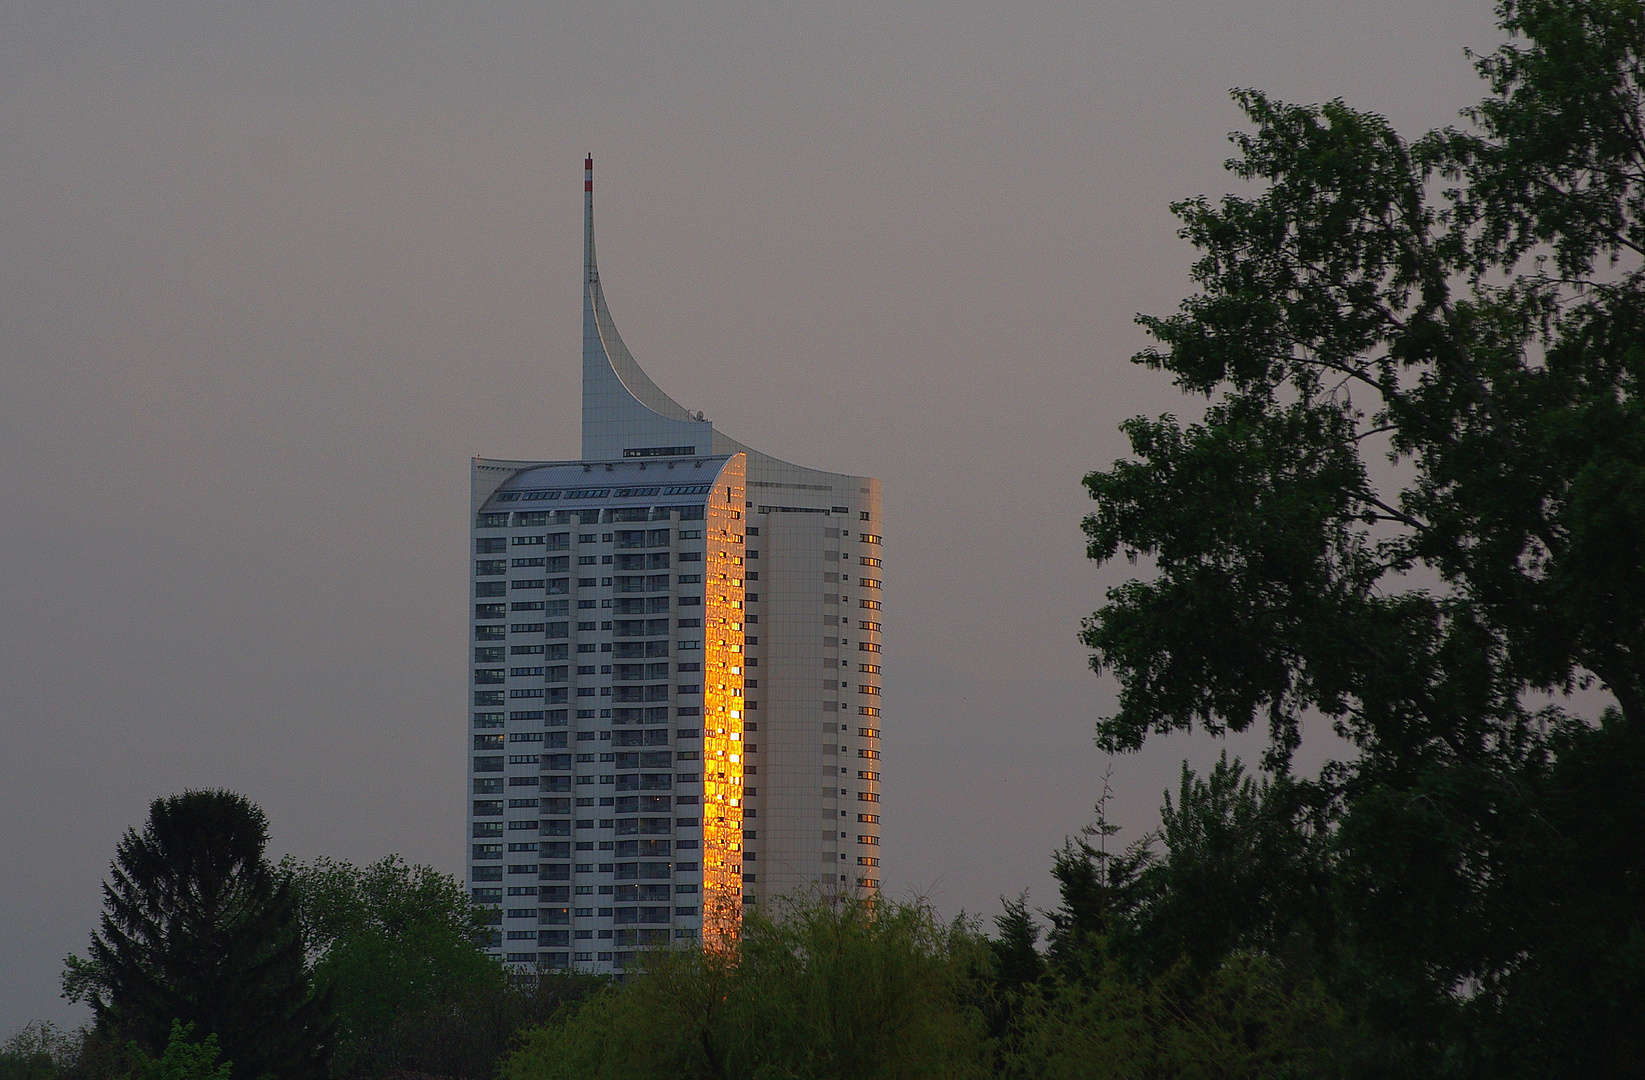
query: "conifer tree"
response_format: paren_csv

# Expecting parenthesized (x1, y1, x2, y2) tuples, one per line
(64, 790, 332, 1080)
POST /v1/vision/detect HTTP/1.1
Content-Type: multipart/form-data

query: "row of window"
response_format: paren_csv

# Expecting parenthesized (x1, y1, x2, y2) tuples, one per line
(473, 739, 708, 761)
(491, 482, 716, 504)
(471, 733, 572, 749)
(472, 709, 579, 728)
(475, 645, 575, 661)
(473, 707, 710, 733)
(473, 856, 701, 873)
(476, 534, 572, 553)
(478, 577, 707, 596)
(478, 509, 709, 529)
(476, 687, 732, 706)
(473, 755, 704, 776)
(474, 792, 697, 811)
(472, 736, 717, 760)
(473, 818, 714, 840)
(479, 837, 692, 855)
(476, 603, 744, 626)
(497, 897, 704, 924)
(475, 662, 709, 681)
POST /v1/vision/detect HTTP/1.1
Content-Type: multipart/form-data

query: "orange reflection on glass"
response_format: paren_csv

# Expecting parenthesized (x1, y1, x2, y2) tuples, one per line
(700, 454, 746, 952)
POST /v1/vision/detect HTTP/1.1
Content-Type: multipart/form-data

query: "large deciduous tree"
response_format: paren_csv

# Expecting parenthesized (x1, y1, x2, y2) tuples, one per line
(285, 855, 517, 1077)
(63, 790, 332, 1080)
(501, 895, 990, 1080)
(1081, 1, 1645, 1074)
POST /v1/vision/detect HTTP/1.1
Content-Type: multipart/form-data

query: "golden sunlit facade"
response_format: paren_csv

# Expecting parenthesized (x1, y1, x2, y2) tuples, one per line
(699, 455, 746, 948)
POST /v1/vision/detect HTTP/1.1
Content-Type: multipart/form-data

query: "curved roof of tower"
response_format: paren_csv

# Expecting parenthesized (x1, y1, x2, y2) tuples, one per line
(580, 155, 796, 470)
(583, 188, 699, 425)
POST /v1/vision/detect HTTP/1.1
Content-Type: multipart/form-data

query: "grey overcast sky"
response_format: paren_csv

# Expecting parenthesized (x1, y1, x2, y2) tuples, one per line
(1, 0, 1506, 1028)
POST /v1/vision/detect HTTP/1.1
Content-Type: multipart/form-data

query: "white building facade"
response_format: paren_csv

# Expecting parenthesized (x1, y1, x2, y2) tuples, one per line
(467, 158, 884, 971)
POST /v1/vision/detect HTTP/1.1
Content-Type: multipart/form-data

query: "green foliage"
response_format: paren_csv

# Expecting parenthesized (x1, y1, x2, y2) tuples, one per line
(283, 853, 597, 1078)
(285, 855, 506, 1075)
(990, 783, 1343, 1080)
(1002, 955, 1340, 1080)
(63, 790, 331, 1080)
(725, 896, 989, 1080)
(126, 1023, 230, 1080)
(1117, 755, 1325, 980)
(0, 1023, 78, 1080)
(1080, 1, 1645, 1074)
(62, 794, 586, 1080)
(501, 894, 991, 1080)
(988, 895, 1045, 995)
(1085, 8, 1645, 761)
(1043, 834, 1151, 979)
(0, 1043, 56, 1080)
(340, 973, 595, 1080)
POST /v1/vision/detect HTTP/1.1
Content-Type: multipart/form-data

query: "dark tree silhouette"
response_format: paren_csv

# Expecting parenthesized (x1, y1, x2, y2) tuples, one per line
(64, 790, 332, 1080)
(1078, 2, 1645, 1073)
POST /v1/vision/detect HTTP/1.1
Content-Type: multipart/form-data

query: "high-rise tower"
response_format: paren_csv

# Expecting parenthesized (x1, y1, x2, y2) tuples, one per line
(467, 158, 884, 972)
